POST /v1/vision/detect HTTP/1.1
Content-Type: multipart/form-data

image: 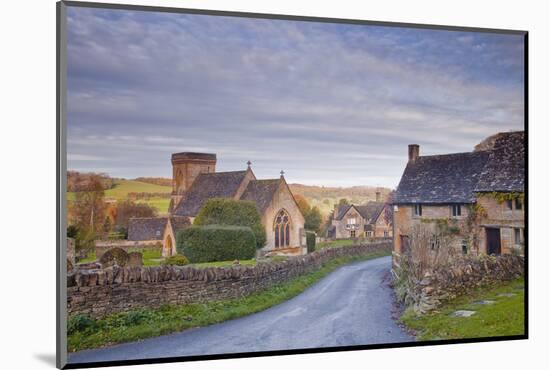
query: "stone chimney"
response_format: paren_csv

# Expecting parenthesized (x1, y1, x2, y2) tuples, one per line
(408, 144, 420, 162)
(375, 190, 381, 203)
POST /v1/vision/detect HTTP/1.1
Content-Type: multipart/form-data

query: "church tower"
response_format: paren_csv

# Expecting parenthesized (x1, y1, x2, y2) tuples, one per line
(169, 152, 216, 212)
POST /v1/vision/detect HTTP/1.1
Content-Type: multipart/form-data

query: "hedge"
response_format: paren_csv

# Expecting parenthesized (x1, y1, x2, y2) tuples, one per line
(306, 231, 316, 253)
(162, 255, 190, 266)
(176, 225, 257, 263)
(194, 198, 266, 249)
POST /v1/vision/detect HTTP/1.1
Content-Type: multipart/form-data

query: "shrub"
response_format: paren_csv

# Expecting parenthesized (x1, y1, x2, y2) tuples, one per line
(99, 247, 130, 267)
(162, 255, 190, 266)
(306, 231, 316, 253)
(68, 314, 97, 334)
(122, 309, 153, 326)
(194, 198, 266, 248)
(176, 225, 256, 263)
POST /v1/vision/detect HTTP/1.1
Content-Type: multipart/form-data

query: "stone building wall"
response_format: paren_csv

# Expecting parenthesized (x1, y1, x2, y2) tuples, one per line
(261, 181, 305, 251)
(333, 207, 365, 239)
(68, 241, 391, 319)
(476, 194, 525, 255)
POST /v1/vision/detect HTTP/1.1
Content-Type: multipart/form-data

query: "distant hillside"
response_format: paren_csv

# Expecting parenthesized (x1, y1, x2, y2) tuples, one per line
(67, 179, 172, 213)
(67, 172, 391, 217)
(133, 177, 173, 187)
(288, 184, 392, 217)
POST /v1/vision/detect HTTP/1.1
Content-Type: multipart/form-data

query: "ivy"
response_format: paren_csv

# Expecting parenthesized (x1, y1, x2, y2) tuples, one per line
(482, 192, 524, 204)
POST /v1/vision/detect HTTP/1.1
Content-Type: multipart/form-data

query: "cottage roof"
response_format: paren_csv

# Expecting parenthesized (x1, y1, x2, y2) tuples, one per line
(172, 170, 248, 217)
(355, 202, 386, 222)
(335, 202, 386, 223)
(240, 179, 281, 213)
(128, 217, 168, 241)
(475, 131, 525, 192)
(394, 131, 525, 204)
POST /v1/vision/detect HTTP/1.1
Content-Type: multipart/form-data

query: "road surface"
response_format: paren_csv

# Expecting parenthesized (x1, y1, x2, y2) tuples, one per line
(69, 255, 414, 364)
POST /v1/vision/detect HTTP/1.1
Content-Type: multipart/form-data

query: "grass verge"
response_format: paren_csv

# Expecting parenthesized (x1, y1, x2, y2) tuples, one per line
(68, 249, 390, 352)
(401, 278, 525, 341)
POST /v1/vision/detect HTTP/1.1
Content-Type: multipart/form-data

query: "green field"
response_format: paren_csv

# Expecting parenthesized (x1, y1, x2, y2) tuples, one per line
(68, 179, 172, 213)
(401, 279, 525, 340)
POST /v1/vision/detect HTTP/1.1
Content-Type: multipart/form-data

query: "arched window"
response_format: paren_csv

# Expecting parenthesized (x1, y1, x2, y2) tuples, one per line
(274, 209, 291, 248)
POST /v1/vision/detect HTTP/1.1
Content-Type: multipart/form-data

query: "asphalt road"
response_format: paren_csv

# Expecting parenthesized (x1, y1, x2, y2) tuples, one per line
(68, 255, 414, 364)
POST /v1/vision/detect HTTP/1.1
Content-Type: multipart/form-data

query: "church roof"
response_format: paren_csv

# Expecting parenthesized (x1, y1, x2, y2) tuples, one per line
(172, 170, 248, 217)
(240, 179, 281, 213)
(128, 217, 168, 241)
(169, 216, 191, 233)
(394, 131, 524, 204)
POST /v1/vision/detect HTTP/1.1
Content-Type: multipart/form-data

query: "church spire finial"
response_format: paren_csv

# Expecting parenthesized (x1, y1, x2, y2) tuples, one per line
(246, 160, 252, 169)
(280, 169, 285, 178)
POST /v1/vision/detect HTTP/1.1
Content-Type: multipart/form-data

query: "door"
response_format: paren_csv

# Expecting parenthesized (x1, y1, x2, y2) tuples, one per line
(486, 228, 501, 255)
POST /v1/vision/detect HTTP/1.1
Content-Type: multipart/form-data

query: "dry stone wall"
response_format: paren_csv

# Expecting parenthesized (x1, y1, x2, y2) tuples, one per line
(406, 254, 524, 314)
(68, 241, 391, 319)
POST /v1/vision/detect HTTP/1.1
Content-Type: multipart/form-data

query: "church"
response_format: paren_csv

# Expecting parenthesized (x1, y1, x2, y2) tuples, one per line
(127, 152, 306, 257)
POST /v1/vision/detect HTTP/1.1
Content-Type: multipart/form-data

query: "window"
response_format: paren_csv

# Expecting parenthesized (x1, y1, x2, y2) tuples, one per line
(506, 200, 513, 210)
(366, 231, 373, 237)
(414, 204, 422, 216)
(451, 204, 461, 217)
(274, 209, 291, 248)
(461, 239, 468, 254)
(350, 230, 356, 238)
(430, 237, 440, 250)
(514, 228, 523, 244)
(348, 218, 356, 225)
(515, 198, 523, 210)
(384, 231, 389, 237)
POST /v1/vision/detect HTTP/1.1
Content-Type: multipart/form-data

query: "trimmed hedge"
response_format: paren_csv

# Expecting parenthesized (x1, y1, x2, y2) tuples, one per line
(194, 198, 266, 248)
(162, 255, 190, 266)
(176, 225, 257, 263)
(306, 231, 316, 253)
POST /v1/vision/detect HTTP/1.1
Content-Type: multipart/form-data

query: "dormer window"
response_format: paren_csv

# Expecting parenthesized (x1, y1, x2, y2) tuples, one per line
(414, 204, 422, 216)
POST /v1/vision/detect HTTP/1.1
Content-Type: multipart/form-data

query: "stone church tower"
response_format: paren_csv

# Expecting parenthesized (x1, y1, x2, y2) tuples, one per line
(169, 152, 216, 212)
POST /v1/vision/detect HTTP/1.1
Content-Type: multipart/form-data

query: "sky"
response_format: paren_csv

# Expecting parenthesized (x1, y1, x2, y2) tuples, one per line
(66, 6, 525, 188)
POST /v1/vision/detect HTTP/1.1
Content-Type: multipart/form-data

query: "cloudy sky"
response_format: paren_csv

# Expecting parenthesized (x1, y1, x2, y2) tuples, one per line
(66, 6, 524, 188)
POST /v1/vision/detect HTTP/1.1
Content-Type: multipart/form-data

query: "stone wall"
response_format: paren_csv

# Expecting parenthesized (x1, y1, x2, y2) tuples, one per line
(404, 254, 524, 314)
(68, 241, 391, 319)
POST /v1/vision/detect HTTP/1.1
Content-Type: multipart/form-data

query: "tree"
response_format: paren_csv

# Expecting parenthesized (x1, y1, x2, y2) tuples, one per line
(71, 174, 106, 234)
(338, 198, 350, 206)
(115, 200, 157, 229)
(194, 198, 266, 248)
(304, 206, 322, 233)
(294, 194, 311, 216)
(320, 210, 334, 236)
(384, 190, 395, 226)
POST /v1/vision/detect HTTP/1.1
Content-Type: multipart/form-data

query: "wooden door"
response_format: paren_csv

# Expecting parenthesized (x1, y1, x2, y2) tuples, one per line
(486, 228, 501, 255)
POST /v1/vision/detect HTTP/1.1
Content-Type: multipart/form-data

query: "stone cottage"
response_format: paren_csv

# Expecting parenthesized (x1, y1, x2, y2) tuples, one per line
(392, 131, 525, 263)
(127, 216, 190, 257)
(130, 152, 306, 257)
(328, 196, 392, 239)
